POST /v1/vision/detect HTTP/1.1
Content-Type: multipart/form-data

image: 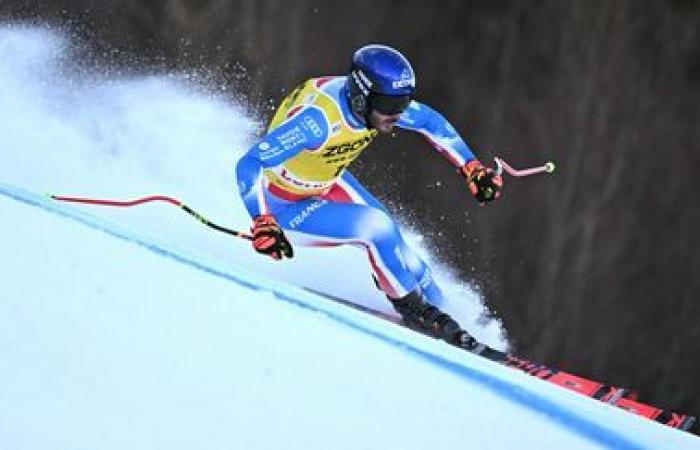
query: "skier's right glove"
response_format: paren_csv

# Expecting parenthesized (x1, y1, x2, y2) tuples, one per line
(251, 214, 294, 260)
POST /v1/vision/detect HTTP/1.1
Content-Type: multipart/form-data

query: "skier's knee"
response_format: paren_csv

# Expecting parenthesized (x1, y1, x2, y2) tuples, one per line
(361, 208, 399, 246)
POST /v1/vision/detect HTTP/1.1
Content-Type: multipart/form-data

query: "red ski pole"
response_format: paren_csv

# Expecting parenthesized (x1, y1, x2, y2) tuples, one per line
(494, 157, 556, 178)
(49, 194, 253, 240)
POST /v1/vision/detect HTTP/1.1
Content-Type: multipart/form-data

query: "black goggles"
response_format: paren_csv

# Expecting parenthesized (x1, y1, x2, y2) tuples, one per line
(370, 94, 411, 115)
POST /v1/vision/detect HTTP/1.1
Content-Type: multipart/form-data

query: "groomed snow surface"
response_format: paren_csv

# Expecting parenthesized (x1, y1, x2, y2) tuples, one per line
(3, 180, 700, 450)
(1, 25, 699, 449)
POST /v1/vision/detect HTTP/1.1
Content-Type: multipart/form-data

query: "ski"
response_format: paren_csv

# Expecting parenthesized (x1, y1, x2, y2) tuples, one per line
(613, 392, 696, 431)
(305, 287, 696, 432)
(496, 354, 694, 430)
(458, 343, 633, 409)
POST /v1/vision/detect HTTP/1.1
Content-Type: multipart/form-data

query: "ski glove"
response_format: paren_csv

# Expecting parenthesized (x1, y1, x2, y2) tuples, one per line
(251, 214, 294, 260)
(460, 160, 503, 203)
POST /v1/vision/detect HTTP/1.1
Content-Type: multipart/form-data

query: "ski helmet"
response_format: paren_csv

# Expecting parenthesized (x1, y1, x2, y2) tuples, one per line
(346, 44, 416, 119)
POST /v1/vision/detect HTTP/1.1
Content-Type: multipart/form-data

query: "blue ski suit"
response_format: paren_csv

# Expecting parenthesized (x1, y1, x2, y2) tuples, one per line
(236, 76, 477, 304)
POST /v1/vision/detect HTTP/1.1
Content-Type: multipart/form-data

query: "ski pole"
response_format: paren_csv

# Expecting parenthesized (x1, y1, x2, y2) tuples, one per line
(49, 194, 253, 240)
(494, 157, 556, 178)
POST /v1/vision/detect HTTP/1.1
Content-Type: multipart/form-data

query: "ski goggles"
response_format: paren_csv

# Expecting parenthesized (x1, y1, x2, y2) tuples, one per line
(370, 94, 411, 115)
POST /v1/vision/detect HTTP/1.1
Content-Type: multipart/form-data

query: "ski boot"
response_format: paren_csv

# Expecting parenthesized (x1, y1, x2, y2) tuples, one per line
(388, 290, 479, 352)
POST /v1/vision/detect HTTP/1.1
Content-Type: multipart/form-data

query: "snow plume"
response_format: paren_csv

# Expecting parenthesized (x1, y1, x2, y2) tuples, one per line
(0, 24, 508, 349)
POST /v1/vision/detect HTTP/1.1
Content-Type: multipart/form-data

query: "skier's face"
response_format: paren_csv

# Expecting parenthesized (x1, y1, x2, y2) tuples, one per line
(369, 110, 402, 133)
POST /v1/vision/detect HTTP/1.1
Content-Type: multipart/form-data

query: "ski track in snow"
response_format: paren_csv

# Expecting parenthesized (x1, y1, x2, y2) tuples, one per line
(0, 24, 508, 349)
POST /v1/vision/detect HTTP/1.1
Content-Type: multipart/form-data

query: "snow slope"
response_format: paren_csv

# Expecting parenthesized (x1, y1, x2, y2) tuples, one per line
(2, 181, 700, 450)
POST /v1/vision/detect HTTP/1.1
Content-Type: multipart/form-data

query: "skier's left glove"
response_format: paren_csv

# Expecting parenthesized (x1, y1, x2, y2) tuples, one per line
(460, 160, 503, 203)
(251, 214, 294, 260)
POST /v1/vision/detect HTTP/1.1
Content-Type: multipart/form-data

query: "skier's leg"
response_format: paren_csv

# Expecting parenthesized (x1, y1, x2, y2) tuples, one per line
(321, 173, 479, 349)
(273, 196, 420, 298)
(327, 171, 447, 306)
(264, 186, 475, 350)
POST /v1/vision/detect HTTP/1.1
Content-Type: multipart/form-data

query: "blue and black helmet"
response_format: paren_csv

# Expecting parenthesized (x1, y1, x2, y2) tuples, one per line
(346, 44, 416, 118)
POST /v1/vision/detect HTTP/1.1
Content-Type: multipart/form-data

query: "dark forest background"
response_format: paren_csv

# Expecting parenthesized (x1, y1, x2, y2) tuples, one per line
(3, 0, 699, 421)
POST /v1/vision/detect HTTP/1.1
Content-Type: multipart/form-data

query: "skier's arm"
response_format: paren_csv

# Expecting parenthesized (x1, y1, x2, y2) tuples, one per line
(396, 101, 503, 203)
(236, 106, 329, 217)
(396, 101, 476, 167)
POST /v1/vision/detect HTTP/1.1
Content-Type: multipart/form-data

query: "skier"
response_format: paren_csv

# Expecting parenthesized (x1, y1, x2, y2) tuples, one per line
(236, 44, 503, 350)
